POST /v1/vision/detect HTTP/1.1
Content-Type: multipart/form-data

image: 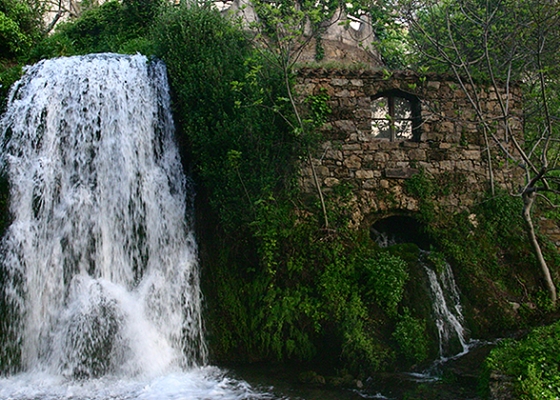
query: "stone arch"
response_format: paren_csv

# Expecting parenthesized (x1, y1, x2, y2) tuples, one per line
(371, 89, 422, 142)
(370, 214, 431, 250)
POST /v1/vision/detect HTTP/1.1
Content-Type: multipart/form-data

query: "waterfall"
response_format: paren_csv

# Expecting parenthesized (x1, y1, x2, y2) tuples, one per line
(421, 254, 470, 360)
(0, 52, 279, 400)
(0, 53, 207, 377)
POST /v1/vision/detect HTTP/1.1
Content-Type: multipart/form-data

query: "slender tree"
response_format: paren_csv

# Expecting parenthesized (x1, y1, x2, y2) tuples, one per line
(240, 0, 345, 229)
(398, 0, 560, 304)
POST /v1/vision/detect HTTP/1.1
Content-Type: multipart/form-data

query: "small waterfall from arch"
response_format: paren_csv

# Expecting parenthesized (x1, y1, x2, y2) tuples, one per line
(371, 216, 471, 362)
(420, 253, 470, 361)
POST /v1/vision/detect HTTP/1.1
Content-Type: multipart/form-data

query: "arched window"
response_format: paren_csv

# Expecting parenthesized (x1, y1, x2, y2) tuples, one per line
(371, 91, 421, 141)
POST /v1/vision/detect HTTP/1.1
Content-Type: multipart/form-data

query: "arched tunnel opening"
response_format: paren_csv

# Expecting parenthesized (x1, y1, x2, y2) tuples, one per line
(370, 215, 432, 250)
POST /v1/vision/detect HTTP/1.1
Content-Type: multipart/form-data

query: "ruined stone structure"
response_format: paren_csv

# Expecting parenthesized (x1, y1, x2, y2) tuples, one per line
(296, 69, 524, 227)
(222, 0, 382, 65)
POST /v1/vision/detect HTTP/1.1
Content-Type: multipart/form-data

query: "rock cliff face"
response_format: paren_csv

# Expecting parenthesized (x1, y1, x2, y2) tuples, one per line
(296, 69, 524, 227)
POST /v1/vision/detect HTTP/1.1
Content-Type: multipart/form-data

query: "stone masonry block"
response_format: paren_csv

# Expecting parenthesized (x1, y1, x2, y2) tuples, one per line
(344, 154, 362, 169)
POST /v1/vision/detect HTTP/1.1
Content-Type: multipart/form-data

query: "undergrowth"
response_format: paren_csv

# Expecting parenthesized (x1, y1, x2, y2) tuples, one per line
(482, 320, 560, 399)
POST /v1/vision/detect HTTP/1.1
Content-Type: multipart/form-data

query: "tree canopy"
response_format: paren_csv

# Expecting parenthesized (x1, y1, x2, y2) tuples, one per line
(392, 0, 560, 303)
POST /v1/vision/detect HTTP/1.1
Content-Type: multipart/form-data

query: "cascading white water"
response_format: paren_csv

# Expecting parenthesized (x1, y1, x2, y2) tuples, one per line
(372, 227, 471, 362)
(421, 255, 470, 360)
(0, 54, 276, 400)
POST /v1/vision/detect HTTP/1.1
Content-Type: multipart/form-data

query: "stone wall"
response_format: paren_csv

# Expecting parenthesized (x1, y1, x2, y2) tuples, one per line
(296, 69, 524, 227)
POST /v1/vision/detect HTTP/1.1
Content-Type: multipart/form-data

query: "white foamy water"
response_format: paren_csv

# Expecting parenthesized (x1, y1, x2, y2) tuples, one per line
(0, 53, 279, 399)
(0, 366, 280, 400)
(421, 254, 470, 360)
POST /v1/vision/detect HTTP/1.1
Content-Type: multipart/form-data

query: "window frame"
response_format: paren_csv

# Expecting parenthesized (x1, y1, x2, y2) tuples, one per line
(371, 90, 422, 142)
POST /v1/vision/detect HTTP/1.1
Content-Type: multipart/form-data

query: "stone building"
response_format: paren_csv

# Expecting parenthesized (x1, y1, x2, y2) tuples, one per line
(217, 1, 526, 229)
(296, 68, 524, 228)
(221, 0, 382, 65)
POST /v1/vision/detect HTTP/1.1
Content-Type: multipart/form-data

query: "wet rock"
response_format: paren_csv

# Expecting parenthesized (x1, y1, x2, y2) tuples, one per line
(488, 371, 515, 400)
(298, 370, 326, 385)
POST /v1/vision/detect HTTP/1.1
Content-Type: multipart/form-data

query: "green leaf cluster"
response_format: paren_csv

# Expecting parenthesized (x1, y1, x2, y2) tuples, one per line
(32, 0, 162, 58)
(361, 251, 409, 317)
(483, 320, 560, 399)
(153, 3, 297, 231)
(392, 308, 429, 364)
(0, 0, 42, 59)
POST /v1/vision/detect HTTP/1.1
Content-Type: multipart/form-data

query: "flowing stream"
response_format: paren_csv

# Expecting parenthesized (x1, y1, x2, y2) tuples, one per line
(0, 53, 277, 400)
(421, 255, 470, 361)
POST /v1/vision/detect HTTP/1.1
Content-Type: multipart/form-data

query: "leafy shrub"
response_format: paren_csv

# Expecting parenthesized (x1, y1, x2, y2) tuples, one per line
(362, 251, 409, 317)
(0, 0, 42, 58)
(392, 309, 429, 364)
(483, 320, 560, 399)
(54, 1, 124, 54)
(153, 3, 296, 231)
(30, 0, 161, 58)
(0, 11, 32, 56)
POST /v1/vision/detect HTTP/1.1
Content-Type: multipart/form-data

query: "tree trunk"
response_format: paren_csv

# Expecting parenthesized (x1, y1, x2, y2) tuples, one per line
(522, 190, 557, 305)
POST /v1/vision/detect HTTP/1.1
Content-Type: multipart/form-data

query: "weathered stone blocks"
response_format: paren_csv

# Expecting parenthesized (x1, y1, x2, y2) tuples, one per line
(296, 69, 524, 227)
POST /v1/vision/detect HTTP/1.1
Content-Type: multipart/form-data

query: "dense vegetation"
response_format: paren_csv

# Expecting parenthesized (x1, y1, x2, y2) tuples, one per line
(150, 5, 431, 371)
(482, 320, 560, 399)
(0, 0, 559, 396)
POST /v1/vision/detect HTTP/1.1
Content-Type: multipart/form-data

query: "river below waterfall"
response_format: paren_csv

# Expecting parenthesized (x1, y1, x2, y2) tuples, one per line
(0, 352, 491, 400)
(225, 345, 492, 400)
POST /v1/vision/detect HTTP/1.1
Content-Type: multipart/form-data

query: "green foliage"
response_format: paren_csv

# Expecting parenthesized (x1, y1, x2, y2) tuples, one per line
(426, 250, 446, 274)
(393, 309, 429, 364)
(305, 89, 331, 128)
(362, 251, 409, 317)
(367, 0, 412, 69)
(204, 199, 399, 371)
(404, 169, 434, 198)
(316, 239, 390, 372)
(402, 173, 537, 334)
(0, 0, 43, 59)
(30, 0, 160, 58)
(0, 0, 42, 108)
(251, 0, 338, 47)
(426, 192, 543, 336)
(0, 11, 31, 56)
(404, 169, 435, 223)
(0, 62, 21, 112)
(402, 165, 545, 333)
(483, 320, 560, 399)
(406, 0, 560, 81)
(153, 3, 296, 231)
(55, 1, 124, 54)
